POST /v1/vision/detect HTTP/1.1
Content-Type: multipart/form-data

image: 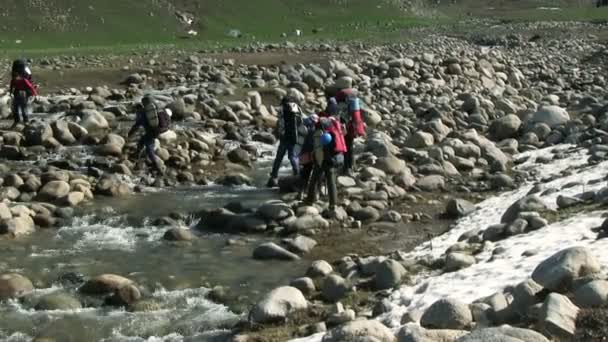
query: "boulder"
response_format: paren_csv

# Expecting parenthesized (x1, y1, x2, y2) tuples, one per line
(532, 247, 601, 292)
(322, 320, 396, 342)
(163, 227, 195, 242)
(51, 120, 77, 145)
(80, 110, 109, 132)
(501, 195, 547, 224)
(374, 259, 407, 290)
(290, 277, 316, 295)
(63, 191, 85, 207)
(539, 293, 579, 339)
(322, 274, 350, 302)
(307, 260, 333, 278)
(455, 326, 549, 342)
(80, 274, 135, 295)
(0, 273, 34, 299)
(284, 235, 317, 255)
(573, 280, 608, 308)
(253, 242, 300, 261)
(0, 215, 35, 237)
(257, 202, 293, 221)
(529, 106, 570, 128)
(446, 199, 476, 218)
(445, 253, 476, 272)
(489, 114, 521, 140)
(421, 298, 473, 330)
(285, 214, 329, 232)
(376, 155, 407, 175)
(406, 131, 435, 149)
(416, 175, 445, 191)
(227, 148, 251, 166)
(397, 324, 467, 342)
(108, 284, 141, 306)
(23, 122, 53, 146)
(35, 292, 82, 310)
(249, 286, 307, 324)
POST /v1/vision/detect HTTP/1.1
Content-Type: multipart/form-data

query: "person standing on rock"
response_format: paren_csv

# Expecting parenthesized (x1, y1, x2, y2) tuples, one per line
(297, 114, 319, 199)
(335, 88, 366, 176)
(305, 115, 347, 210)
(128, 95, 171, 174)
(267, 97, 303, 187)
(9, 70, 37, 127)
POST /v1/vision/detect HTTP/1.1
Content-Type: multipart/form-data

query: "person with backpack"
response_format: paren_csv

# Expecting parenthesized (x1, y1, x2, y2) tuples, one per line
(267, 96, 303, 187)
(335, 88, 366, 176)
(127, 95, 171, 174)
(297, 114, 319, 199)
(9, 70, 37, 127)
(11, 59, 32, 81)
(305, 115, 347, 211)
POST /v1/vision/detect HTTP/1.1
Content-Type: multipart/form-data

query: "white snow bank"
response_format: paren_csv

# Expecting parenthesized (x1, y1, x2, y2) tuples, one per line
(290, 144, 608, 341)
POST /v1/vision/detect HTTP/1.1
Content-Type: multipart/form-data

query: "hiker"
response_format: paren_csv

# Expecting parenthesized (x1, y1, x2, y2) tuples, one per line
(267, 97, 303, 187)
(297, 114, 319, 199)
(9, 71, 37, 127)
(305, 115, 347, 210)
(127, 95, 171, 174)
(11, 59, 32, 81)
(335, 88, 366, 176)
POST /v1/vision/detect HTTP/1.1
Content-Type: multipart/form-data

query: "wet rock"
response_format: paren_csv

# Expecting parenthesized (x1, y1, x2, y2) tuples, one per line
(322, 320, 395, 342)
(421, 298, 473, 330)
(0, 273, 34, 299)
(216, 173, 253, 187)
(249, 286, 307, 324)
(35, 292, 82, 310)
(351, 206, 381, 222)
(94, 176, 131, 197)
(532, 247, 601, 292)
(0, 203, 11, 220)
(307, 260, 333, 278)
(397, 323, 467, 342)
(96, 143, 123, 157)
(108, 284, 141, 306)
(445, 252, 476, 272)
(573, 280, 608, 308)
(257, 202, 293, 221)
(556, 195, 583, 209)
(285, 214, 329, 232)
(23, 122, 53, 146)
(539, 293, 578, 339)
(456, 326, 549, 342)
(0, 215, 35, 237)
(63, 191, 85, 207)
(227, 148, 251, 166)
(322, 274, 350, 302)
(374, 259, 407, 290)
(34, 214, 56, 228)
(253, 242, 300, 261)
(445, 198, 475, 218)
(337, 176, 356, 188)
(80, 274, 135, 295)
(51, 120, 77, 145)
(290, 277, 316, 295)
(163, 227, 195, 242)
(80, 110, 109, 132)
(283, 235, 317, 255)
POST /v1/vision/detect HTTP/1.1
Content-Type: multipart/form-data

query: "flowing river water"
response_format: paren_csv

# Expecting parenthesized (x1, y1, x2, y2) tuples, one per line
(0, 139, 313, 341)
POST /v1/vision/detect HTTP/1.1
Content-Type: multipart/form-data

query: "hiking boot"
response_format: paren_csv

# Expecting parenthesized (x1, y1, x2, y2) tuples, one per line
(266, 177, 278, 188)
(10, 121, 20, 128)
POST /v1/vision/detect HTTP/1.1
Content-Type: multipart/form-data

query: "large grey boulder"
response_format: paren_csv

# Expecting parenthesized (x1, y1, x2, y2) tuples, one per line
(36, 292, 82, 310)
(529, 106, 570, 128)
(501, 195, 547, 224)
(321, 274, 350, 302)
(397, 324, 467, 342)
(421, 298, 473, 330)
(0, 215, 35, 237)
(539, 293, 579, 339)
(416, 175, 445, 191)
(446, 199, 476, 218)
(0, 273, 34, 299)
(37, 180, 71, 202)
(376, 156, 407, 175)
(80, 110, 109, 132)
(322, 319, 396, 342)
(257, 202, 293, 221)
(406, 131, 435, 148)
(249, 286, 308, 324)
(573, 280, 608, 308)
(374, 259, 407, 290)
(445, 253, 476, 272)
(532, 247, 601, 291)
(456, 326, 549, 342)
(490, 114, 522, 140)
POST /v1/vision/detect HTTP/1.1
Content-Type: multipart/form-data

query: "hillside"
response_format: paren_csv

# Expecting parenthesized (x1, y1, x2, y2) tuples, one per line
(0, 0, 607, 51)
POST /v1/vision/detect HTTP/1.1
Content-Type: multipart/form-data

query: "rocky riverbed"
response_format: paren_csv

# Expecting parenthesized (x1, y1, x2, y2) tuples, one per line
(1, 20, 608, 341)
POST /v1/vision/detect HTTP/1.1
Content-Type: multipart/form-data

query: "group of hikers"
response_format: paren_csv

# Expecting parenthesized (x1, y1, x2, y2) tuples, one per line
(7, 59, 366, 210)
(268, 88, 366, 211)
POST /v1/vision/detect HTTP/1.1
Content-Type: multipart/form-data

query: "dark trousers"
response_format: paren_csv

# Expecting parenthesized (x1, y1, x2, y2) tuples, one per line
(12, 94, 29, 123)
(137, 131, 160, 171)
(344, 134, 355, 172)
(270, 141, 298, 178)
(306, 163, 338, 209)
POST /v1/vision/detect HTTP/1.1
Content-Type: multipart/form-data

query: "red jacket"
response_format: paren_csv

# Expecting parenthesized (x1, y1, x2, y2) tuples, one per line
(10, 77, 37, 96)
